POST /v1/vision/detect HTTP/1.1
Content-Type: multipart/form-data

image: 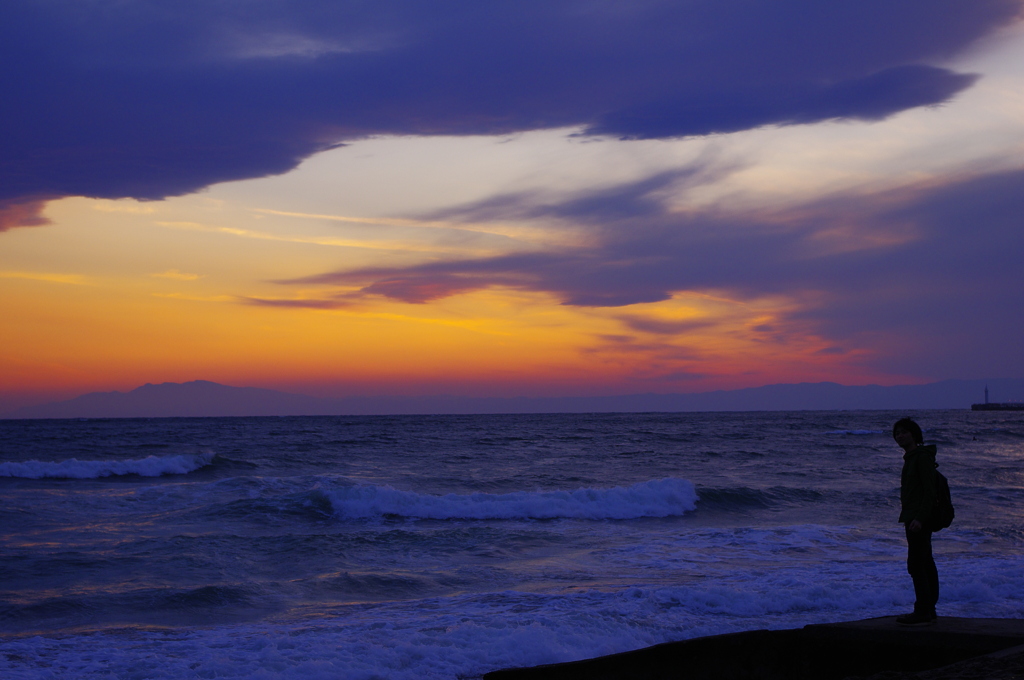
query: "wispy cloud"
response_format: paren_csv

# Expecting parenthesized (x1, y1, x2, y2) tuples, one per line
(241, 296, 350, 309)
(0, 271, 91, 285)
(615, 315, 716, 336)
(240, 296, 514, 336)
(252, 208, 580, 246)
(268, 165, 1024, 377)
(155, 221, 505, 255)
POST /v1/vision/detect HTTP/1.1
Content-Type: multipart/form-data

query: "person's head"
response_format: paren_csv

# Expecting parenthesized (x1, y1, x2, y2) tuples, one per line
(892, 417, 923, 446)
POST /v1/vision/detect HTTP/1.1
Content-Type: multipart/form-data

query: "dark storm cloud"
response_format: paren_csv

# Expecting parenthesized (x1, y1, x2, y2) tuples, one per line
(282, 167, 1024, 376)
(2, 0, 1020, 213)
(590, 65, 979, 139)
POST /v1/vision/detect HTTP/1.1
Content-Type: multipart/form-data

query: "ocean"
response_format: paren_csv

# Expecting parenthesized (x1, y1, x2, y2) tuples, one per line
(1, 410, 1022, 679)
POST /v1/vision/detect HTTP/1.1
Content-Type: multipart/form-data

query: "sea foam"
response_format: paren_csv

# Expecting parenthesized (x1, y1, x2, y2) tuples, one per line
(325, 477, 699, 520)
(5, 554, 1022, 680)
(0, 452, 215, 479)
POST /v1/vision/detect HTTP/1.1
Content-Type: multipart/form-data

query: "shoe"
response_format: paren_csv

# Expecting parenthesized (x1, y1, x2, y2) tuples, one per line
(896, 612, 936, 626)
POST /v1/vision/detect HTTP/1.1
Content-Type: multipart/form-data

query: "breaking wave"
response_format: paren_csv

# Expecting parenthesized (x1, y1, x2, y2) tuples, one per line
(0, 452, 216, 479)
(324, 477, 698, 520)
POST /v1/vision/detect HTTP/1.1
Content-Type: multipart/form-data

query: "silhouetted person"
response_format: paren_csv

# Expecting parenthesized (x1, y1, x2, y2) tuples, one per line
(893, 417, 939, 626)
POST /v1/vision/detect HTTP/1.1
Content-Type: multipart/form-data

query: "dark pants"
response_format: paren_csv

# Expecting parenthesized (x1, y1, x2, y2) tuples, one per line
(906, 525, 939, 616)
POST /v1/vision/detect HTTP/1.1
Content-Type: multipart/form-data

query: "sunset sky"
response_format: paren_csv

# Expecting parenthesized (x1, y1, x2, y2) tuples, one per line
(2, 1, 1024, 411)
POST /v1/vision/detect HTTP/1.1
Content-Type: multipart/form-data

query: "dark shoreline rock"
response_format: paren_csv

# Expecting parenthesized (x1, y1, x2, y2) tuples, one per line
(853, 642, 1024, 679)
(483, 617, 1024, 680)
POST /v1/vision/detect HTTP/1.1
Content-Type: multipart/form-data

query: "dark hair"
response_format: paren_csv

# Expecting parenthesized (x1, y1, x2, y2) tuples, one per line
(893, 417, 923, 444)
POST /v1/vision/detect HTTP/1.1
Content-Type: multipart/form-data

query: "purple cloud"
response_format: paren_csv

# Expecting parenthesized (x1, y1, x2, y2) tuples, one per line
(590, 65, 979, 138)
(0, 196, 54, 232)
(277, 166, 1024, 377)
(2, 0, 1018, 213)
(616, 316, 717, 336)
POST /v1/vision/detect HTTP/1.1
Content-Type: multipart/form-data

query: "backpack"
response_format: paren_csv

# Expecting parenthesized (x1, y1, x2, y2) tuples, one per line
(929, 468, 955, 531)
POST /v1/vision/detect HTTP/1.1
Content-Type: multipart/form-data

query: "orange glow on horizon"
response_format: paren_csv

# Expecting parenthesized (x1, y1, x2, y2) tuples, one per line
(0, 166, 927, 407)
(1, 225, 897, 403)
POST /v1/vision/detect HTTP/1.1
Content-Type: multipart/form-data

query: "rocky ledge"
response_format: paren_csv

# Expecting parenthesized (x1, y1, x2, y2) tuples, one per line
(483, 617, 1024, 680)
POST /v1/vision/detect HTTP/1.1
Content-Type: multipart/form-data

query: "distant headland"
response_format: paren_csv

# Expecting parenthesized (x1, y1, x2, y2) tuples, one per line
(4, 378, 1024, 419)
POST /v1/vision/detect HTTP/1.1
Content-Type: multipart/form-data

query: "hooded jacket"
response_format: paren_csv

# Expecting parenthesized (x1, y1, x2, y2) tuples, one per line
(899, 444, 937, 525)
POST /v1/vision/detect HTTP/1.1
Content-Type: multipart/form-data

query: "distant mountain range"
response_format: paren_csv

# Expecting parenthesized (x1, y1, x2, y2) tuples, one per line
(4, 378, 1024, 419)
